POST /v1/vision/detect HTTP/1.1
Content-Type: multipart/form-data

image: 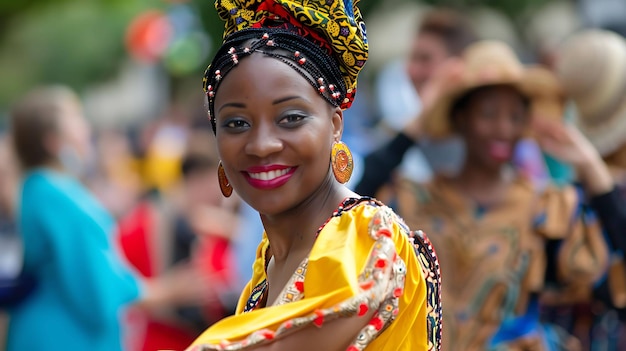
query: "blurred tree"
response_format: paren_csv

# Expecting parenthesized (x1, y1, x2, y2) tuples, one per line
(0, 0, 156, 111)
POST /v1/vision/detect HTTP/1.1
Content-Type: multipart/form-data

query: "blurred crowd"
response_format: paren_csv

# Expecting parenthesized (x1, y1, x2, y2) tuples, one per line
(2, 1, 626, 350)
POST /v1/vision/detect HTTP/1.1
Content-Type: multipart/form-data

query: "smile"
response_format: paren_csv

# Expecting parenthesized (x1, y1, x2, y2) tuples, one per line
(244, 166, 296, 190)
(487, 141, 513, 162)
(248, 168, 292, 181)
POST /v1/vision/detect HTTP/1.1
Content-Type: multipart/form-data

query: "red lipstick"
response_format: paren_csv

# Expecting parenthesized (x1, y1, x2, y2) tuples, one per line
(488, 141, 513, 162)
(243, 165, 296, 190)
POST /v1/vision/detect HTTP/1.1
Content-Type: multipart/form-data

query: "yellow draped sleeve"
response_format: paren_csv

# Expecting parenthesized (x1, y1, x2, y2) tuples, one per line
(187, 199, 441, 351)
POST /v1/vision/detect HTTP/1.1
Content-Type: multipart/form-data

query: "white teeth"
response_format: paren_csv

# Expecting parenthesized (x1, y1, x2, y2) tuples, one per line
(249, 168, 291, 180)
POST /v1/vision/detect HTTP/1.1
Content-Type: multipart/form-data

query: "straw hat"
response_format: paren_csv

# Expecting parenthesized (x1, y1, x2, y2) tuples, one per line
(554, 29, 626, 156)
(421, 40, 563, 138)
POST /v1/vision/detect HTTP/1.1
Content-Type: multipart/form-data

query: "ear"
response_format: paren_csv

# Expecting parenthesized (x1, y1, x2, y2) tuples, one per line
(43, 132, 61, 158)
(331, 106, 344, 141)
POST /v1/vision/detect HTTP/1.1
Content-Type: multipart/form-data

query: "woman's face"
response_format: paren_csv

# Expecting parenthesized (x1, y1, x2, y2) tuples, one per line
(213, 53, 342, 216)
(56, 100, 93, 162)
(455, 85, 529, 170)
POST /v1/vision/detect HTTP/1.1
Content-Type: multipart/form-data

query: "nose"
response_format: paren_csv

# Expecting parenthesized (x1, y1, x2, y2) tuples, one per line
(494, 113, 517, 140)
(244, 122, 283, 158)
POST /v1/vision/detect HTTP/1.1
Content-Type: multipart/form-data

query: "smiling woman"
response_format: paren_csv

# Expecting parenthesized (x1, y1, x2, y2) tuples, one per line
(214, 53, 340, 216)
(185, 1, 441, 351)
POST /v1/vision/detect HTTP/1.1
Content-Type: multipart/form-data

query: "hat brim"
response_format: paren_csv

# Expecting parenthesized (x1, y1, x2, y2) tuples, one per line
(421, 67, 563, 139)
(577, 99, 626, 156)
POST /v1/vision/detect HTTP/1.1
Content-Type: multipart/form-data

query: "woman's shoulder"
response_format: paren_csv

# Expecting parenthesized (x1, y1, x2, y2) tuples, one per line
(338, 197, 442, 349)
(21, 170, 71, 207)
(331, 197, 412, 235)
(395, 175, 455, 208)
(21, 169, 105, 218)
(396, 176, 433, 195)
(23, 169, 76, 195)
(331, 197, 438, 268)
(516, 177, 580, 215)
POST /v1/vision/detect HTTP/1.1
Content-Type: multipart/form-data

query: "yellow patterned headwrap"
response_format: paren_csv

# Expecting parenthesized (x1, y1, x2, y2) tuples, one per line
(206, 0, 368, 110)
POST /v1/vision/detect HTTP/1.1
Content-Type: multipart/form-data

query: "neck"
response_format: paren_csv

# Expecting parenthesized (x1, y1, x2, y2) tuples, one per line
(42, 160, 67, 174)
(450, 157, 512, 206)
(456, 159, 504, 186)
(260, 175, 356, 262)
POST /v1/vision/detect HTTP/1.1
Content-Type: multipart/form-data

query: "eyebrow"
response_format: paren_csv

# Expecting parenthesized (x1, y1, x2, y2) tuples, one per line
(273, 96, 304, 105)
(218, 95, 309, 114)
(218, 102, 246, 114)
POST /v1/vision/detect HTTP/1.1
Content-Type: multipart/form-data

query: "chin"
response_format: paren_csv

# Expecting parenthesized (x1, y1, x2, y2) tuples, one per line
(242, 191, 295, 217)
(478, 157, 511, 172)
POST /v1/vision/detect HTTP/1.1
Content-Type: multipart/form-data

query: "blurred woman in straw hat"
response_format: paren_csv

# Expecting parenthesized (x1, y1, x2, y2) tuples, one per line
(396, 40, 611, 350)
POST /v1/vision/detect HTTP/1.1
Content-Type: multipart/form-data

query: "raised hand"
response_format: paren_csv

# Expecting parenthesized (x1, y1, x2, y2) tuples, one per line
(533, 118, 613, 195)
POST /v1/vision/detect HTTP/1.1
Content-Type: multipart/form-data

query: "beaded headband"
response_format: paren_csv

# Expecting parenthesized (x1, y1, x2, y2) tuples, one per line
(204, 27, 347, 132)
(203, 0, 368, 132)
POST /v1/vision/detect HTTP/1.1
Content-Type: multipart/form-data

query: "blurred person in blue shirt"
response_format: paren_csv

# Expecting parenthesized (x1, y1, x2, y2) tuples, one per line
(6, 85, 213, 351)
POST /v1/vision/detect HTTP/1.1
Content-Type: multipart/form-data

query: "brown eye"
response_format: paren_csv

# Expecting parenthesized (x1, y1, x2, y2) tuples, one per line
(278, 113, 307, 126)
(222, 118, 250, 130)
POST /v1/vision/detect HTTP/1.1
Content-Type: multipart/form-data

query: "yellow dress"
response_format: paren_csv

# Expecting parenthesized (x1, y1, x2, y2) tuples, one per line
(397, 175, 608, 351)
(187, 198, 441, 350)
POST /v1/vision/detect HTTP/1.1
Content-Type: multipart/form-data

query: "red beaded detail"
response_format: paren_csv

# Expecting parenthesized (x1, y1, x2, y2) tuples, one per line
(358, 303, 369, 316)
(369, 316, 384, 331)
(375, 258, 387, 269)
(294, 281, 304, 293)
(313, 310, 324, 327)
(377, 228, 393, 238)
(260, 329, 275, 340)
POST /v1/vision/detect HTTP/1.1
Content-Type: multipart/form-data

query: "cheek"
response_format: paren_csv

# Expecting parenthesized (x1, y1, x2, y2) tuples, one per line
(215, 130, 236, 155)
(215, 135, 239, 171)
(294, 134, 333, 178)
(65, 119, 91, 147)
(300, 134, 332, 165)
(515, 117, 531, 136)
(410, 59, 428, 77)
(473, 120, 493, 137)
(462, 116, 490, 141)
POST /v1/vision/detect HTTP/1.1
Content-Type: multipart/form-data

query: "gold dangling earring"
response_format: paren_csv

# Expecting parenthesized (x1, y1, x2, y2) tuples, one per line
(217, 161, 233, 197)
(331, 141, 353, 184)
